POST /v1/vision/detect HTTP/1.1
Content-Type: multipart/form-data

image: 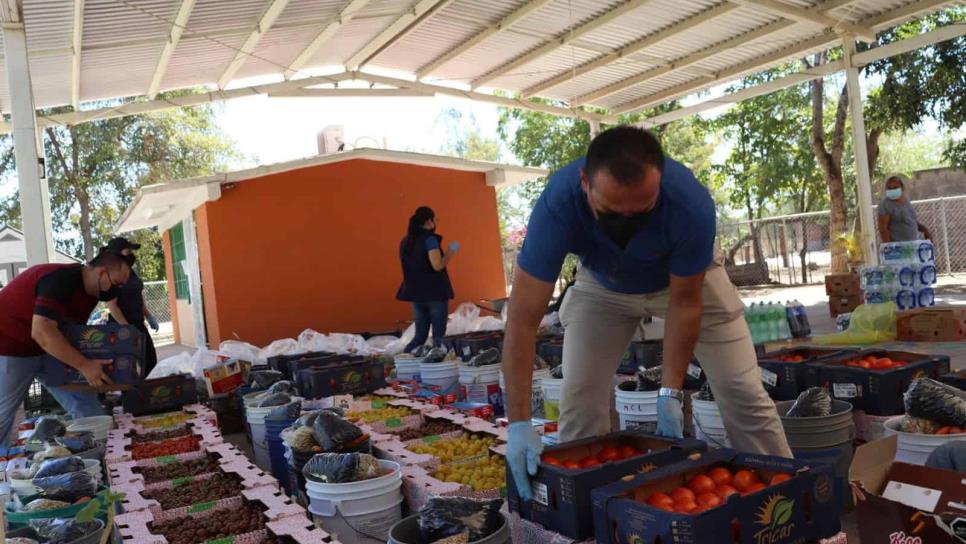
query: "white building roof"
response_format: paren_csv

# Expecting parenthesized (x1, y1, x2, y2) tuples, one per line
(0, 225, 79, 264)
(115, 147, 547, 233)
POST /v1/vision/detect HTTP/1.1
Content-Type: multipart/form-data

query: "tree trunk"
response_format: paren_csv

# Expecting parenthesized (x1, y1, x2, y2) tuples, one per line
(810, 70, 850, 274)
(77, 190, 94, 261)
(799, 219, 809, 284)
(745, 196, 765, 264)
(867, 127, 883, 179)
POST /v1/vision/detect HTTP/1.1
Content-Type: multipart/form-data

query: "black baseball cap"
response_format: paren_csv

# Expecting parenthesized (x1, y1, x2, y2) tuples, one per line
(105, 237, 141, 253)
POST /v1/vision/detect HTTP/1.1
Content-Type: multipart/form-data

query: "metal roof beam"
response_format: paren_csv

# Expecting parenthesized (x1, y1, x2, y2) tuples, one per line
(270, 88, 435, 97)
(522, 2, 740, 98)
(612, 0, 960, 115)
(471, 0, 653, 89)
(71, 0, 84, 109)
(147, 0, 197, 99)
(573, 0, 856, 106)
(217, 0, 291, 89)
(284, 0, 372, 79)
(344, 0, 454, 71)
(416, 0, 555, 79)
(727, 0, 877, 42)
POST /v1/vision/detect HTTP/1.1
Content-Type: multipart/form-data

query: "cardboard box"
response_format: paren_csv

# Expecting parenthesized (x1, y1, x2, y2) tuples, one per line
(121, 374, 198, 416)
(42, 323, 146, 388)
(203, 359, 244, 397)
(829, 295, 864, 318)
(805, 349, 951, 415)
(757, 347, 855, 401)
(826, 273, 863, 296)
(506, 431, 706, 540)
(295, 358, 387, 398)
(897, 307, 966, 342)
(592, 448, 841, 544)
(851, 436, 966, 543)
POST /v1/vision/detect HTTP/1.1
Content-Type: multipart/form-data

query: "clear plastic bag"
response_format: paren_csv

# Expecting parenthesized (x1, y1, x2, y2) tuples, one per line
(30, 416, 66, 443)
(467, 348, 500, 367)
(312, 412, 364, 451)
(29, 518, 102, 544)
(55, 431, 95, 453)
(218, 340, 263, 365)
(812, 302, 897, 345)
(32, 471, 97, 503)
(418, 497, 504, 543)
(267, 400, 301, 421)
(34, 456, 85, 479)
(302, 452, 379, 483)
(255, 393, 291, 408)
(249, 370, 285, 389)
(258, 338, 300, 362)
(267, 380, 297, 395)
(33, 445, 72, 463)
(785, 387, 832, 418)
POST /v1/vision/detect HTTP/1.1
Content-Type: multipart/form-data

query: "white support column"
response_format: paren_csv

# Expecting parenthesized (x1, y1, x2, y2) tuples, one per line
(3, 22, 54, 265)
(589, 119, 602, 137)
(843, 38, 878, 266)
(182, 212, 208, 348)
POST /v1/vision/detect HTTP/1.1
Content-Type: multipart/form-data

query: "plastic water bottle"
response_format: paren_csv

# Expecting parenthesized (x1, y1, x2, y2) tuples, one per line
(896, 290, 917, 310)
(785, 302, 800, 339)
(898, 265, 917, 287)
(918, 241, 934, 264)
(794, 300, 811, 337)
(918, 288, 935, 307)
(765, 302, 780, 341)
(778, 302, 791, 340)
(919, 265, 937, 286)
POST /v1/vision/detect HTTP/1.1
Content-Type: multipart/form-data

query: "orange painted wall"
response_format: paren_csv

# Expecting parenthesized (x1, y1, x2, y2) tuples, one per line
(196, 158, 507, 347)
(161, 231, 180, 345)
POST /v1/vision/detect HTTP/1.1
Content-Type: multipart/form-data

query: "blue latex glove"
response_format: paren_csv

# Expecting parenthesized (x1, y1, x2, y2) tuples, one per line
(448, 241, 460, 253)
(146, 314, 160, 332)
(507, 421, 543, 501)
(656, 396, 684, 439)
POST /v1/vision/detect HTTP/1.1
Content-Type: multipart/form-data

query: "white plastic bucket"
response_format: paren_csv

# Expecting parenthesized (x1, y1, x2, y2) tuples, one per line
(394, 357, 421, 382)
(499, 369, 550, 419)
(540, 378, 563, 421)
(83, 459, 103, 482)
(884, 416, 966, 465)
(246, 396, 302, 471)
(67, 416, 114, 441)
(419, 362, 459, 396)
(459, 364, 501, 404)
(691, 394, 731, 448)
(305, 460, 403, 544)
(614, 385, 658, 433)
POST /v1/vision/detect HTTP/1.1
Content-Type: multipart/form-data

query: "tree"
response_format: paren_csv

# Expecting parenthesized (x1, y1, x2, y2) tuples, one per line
(0, 97, 241, 280)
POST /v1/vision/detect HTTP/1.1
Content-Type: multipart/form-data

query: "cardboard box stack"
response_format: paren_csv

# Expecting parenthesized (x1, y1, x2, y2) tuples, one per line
(861, 240, 937, 310)
(896, 307, 966, 342)
(825, 272, 863, 318)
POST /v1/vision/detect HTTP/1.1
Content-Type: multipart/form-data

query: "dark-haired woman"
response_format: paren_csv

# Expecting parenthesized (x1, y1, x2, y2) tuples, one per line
(397, 206, 459, 353)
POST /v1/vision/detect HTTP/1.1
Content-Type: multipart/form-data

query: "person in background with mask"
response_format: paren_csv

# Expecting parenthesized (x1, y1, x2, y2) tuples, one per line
(0, 250, 131, 445)
(502, 127, 791, 501)
(103, 237, 159, 377)
(878, 174, 931, 243)
(397, 206, 459, 353)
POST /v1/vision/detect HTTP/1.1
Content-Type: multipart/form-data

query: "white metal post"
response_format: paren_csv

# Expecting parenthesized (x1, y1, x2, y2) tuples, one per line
(3, 23, 54, 265)
(939, 197, 951, 274)
(182, 212, 208, 349)
(842, 38, 879, 266)
(589, 119, 602, 137)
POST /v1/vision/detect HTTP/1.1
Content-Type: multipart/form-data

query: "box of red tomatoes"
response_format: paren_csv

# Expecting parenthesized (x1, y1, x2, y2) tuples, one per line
(592, 448, 841, 544)
(804, 349, 951, 415)
(757, 347, 854, 401)
(506, 430, 706, 540)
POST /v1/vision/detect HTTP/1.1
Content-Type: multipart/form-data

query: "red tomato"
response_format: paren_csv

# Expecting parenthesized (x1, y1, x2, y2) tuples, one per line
(596, 447, 621, 463)
(671, 487, 696, 503)
(936, 426, 952, 435)
(542, 456, 563, 467)
(743, 482, 767, 495)
(647, 492, 675, 509)
(857, 360, 871, 369)
(950, 427, 965, 434)
(769, 473, 792, 486)
(696, 492, 722, 508)
(563, 460, 581, 470)
(687, 474, 716, 495)
(673, 500, 698, 514)
(732, 469, 759, 492)
(579, 456, 601, 468)
(620, 445, 642, 459)
(654, 501, 676, 512)
(716, 484, 739, 499)
(707, 467, 733, 486)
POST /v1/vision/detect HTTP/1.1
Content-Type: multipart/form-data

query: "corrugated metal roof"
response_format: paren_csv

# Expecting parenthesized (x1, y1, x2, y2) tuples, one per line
(0, 0, 957, 117)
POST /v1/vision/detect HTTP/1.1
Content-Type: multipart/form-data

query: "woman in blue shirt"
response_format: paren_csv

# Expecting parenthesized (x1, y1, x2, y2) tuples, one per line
(397, 207, 459, 353)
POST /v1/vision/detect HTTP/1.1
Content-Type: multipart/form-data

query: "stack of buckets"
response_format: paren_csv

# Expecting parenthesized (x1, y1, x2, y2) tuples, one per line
(419, 361, 460, 397)
(691, 393, 730, 448)
(498, 369, 551, 419)
(244, 394, 301, 472)
(305, 459, 403, 544)
(883, 416, 965, 465)
(614, 382, 658, 433)
(394, 356, 421, 382)
(458, 363, 502, 414)
(265, 415, 296, 492)
(540, 375, 563, 421)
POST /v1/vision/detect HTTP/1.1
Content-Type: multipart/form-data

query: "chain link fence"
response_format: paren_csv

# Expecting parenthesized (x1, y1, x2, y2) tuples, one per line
(718, 195, 966, 286)
(143, 280, 172, 323)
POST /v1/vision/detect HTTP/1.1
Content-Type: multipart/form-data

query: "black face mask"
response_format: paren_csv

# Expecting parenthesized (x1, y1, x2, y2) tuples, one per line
(595, 210, 650, 248)
(99, 284, 120, 302)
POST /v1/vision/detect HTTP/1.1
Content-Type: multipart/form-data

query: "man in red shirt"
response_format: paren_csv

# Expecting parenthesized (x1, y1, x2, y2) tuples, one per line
(0, 250, 131, 444)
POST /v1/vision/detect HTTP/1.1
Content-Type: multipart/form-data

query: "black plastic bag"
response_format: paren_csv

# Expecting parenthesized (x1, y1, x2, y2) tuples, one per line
(785, 387, 832, 418)
(312, 411, 364, 451)
(256, 392, 292, 408)
(695, 382, 715, 401)
(418, 497, 504, 543)
(249, 370, 284, 389)
(32, 471, 97, 503)
(635, 366, 662, 392)
(267, 400, 301, 421)
(412, 345, 434, 357)
(34, 456, 85, 479)
(30, 416, 66, 443)
(549, 364, 563, 379)
(421, 347, 448, 363)
(467, 348, 500, 367)
(302, 452, 379, 483)
(29, 517, 102, 544)
(56, 431, 96, 453)
(267, 380, 297, 395)
(905, 378, 966, 428)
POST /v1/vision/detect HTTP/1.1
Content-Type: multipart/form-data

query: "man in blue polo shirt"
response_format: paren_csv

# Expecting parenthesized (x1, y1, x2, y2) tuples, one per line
(504, 127, 790, 499)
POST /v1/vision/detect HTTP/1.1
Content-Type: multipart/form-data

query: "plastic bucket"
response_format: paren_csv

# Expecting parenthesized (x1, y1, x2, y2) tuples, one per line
(540, 378, 563, 421)
(305, 460, 403, 544)
(776, 400, 855, 510)
(247, 397, 301, 471)
(691, 395, 730, 448)
(884, 416, 966, 465)
(84, 459, 104, 482)
(459, 364, 501, 405)
(499, 369, 550, 420)
(394, 357, 421, 382)
(388, 513, 509, 544)
(266, 418, 295, 491)
(67, 416, 114, 442)
(419, 362, 459, 396)
(614, 384, 658, 433)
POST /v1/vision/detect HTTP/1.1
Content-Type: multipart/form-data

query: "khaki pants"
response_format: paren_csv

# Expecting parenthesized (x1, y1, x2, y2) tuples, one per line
(558, 265, 792, 457)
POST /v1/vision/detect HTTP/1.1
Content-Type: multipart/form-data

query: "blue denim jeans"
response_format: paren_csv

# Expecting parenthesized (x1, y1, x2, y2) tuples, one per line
(0, 354, 106, 445)
(405, 301, 449, 353)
